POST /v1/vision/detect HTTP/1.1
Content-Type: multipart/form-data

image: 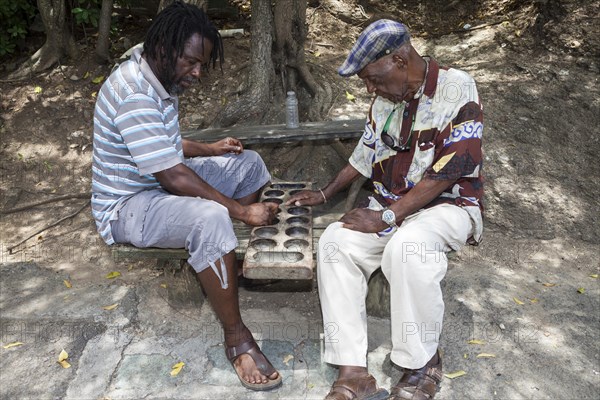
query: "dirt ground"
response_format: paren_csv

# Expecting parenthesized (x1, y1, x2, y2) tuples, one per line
(1, 0, 599, 399)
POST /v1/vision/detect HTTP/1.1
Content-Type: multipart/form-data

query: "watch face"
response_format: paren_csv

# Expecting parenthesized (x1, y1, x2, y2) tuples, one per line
(382, 209, 396, 226)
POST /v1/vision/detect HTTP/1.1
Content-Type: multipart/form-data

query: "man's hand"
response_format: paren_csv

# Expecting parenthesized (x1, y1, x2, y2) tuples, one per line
(285, 190, 325, 207)
(340, 208, 388, 233)
(242, 202, 279, 226)
(210, 137, 243, 156)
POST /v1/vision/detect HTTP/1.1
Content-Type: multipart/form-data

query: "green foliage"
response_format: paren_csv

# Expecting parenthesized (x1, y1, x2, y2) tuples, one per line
(0, 0, 37, 56)
(71, 0, 132, 32)
(0, 0, 136, 57)
(72, 0, 101, 28)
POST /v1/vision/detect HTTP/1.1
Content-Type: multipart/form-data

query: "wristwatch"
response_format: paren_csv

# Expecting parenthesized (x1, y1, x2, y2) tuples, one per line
(381, 208, 397, 228)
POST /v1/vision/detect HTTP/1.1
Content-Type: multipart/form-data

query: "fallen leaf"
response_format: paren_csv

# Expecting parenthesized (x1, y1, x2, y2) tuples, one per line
(308, 383, 315, 389)
(64, 279, 72, 288)
(102, 303, 119, 311)
(58, 360, 71, 368)
(542, 283, 556, 287)
(513, 297, 525, 305)
(160, 283, 167, 289)
(530, 298, 538, 304)
(444, 370, 466, 379)
(92, 75, 105, 84)
(83, 71, 91, 79)
(34, 86, 42, 94)
(105, 271, 121, 279)
(2, 342, 24, 349)
(577, 288, 585, 294)
(170, 361, 185, 376)
(91, 91, 97, 98)
(476, 353, 496, 358)
(590, 274, 598, 279)
(283, 354, 294, 365)
(314, 51, 321, 57)
(463, 353, 468, 359)
(58, 349, 69, 362)
(467, 339, 485, 345)
(37, 235, 43, 241)
(345, 90, 356, 102)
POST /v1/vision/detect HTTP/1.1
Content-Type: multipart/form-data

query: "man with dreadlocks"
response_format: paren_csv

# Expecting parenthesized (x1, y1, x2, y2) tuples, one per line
(91, 1, 282, 392)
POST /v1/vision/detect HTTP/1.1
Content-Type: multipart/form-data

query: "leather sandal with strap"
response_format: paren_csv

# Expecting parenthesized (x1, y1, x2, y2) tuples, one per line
(325, 374, 389, 400)
(389, 352, 443, 400)
(225, 338, 282, 391)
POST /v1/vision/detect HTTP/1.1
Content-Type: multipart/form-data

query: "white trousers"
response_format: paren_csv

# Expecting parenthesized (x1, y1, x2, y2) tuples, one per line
(317, 204, 473, 369)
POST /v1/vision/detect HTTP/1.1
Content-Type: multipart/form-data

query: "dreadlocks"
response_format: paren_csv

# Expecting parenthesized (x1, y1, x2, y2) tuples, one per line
(143, 1, 224, 91)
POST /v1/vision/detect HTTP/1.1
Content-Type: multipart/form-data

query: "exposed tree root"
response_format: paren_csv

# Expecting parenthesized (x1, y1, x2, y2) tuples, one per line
(1, 193, 90, 215)
(7, 200, 90, 254)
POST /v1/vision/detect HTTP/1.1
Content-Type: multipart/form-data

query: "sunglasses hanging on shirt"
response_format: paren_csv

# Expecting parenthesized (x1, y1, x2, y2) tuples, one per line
(380, 107, 415, 152)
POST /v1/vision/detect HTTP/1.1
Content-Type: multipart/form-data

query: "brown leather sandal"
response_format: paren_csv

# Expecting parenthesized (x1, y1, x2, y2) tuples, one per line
(225, 338, 282, 391)
(325, 374, 389, 400)
(389, 352, 443, 400)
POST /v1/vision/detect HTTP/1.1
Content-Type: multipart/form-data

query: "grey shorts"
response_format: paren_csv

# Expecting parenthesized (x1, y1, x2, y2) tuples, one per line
(111, 150, 270, 285)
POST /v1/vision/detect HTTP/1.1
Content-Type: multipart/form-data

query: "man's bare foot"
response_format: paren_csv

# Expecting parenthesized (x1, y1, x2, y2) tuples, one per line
(233, 353, 279, 384)
(224, 328, 282, 391)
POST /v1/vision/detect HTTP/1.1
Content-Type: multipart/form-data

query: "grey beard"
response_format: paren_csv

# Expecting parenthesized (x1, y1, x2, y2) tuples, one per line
(169, 83, 185, 96)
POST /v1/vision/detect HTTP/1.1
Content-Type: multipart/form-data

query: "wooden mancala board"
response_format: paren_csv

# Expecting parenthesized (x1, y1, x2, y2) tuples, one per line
(242, 182, 314, 280)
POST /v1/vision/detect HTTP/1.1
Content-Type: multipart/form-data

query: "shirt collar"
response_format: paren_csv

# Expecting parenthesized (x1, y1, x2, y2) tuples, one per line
(132, 48, 172, 101)
(423, 57, 439, 98)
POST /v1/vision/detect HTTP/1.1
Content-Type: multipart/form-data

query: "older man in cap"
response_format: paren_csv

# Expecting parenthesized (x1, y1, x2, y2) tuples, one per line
(287, 19, 484, 399)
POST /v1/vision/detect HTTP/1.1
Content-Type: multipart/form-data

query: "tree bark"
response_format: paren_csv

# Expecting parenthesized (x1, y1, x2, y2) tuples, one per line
(10, 0, 78, 78)
(210, 0, 274, 127)
(273, 0, 332, 121)
(95, 0, 114, 64)
(210, 0, 334, 127)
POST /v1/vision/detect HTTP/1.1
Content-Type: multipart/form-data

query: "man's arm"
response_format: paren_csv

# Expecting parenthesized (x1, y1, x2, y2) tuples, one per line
(182, 137, 243, 158)
(285, 163, 362, 206)
(339, 177, 456, 232)
(154, 163, 276, 225)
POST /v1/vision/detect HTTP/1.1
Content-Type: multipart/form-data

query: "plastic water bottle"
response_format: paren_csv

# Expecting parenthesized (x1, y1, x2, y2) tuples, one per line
(285, 91, 299, 129)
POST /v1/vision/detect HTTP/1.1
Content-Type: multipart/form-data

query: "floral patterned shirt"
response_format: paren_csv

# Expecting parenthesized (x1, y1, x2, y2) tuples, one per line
(349, 58, 484, 243)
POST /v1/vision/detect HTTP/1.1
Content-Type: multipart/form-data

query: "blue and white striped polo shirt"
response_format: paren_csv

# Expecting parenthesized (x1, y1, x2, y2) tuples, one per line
(91, 48, 183, 244)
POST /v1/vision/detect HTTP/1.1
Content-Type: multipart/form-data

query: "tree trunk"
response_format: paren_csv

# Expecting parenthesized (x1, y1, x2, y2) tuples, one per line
(10, 0, 77, 78)
(273, 0, 332, 121)
(210, 0, 274, 127)
(95, 0, 114, 64)
(210, 0, 334, 127)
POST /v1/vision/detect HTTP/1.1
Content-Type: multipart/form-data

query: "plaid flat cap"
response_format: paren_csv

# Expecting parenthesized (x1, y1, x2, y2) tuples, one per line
(338, 19, 411, 77)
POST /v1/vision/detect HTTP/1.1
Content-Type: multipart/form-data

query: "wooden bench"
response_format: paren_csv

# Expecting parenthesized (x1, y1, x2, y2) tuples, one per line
(181, 119, 365, 144)
(110, 119, 460, 318)
(111, 119, 371, 308)
(111, 212, 342, 308)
